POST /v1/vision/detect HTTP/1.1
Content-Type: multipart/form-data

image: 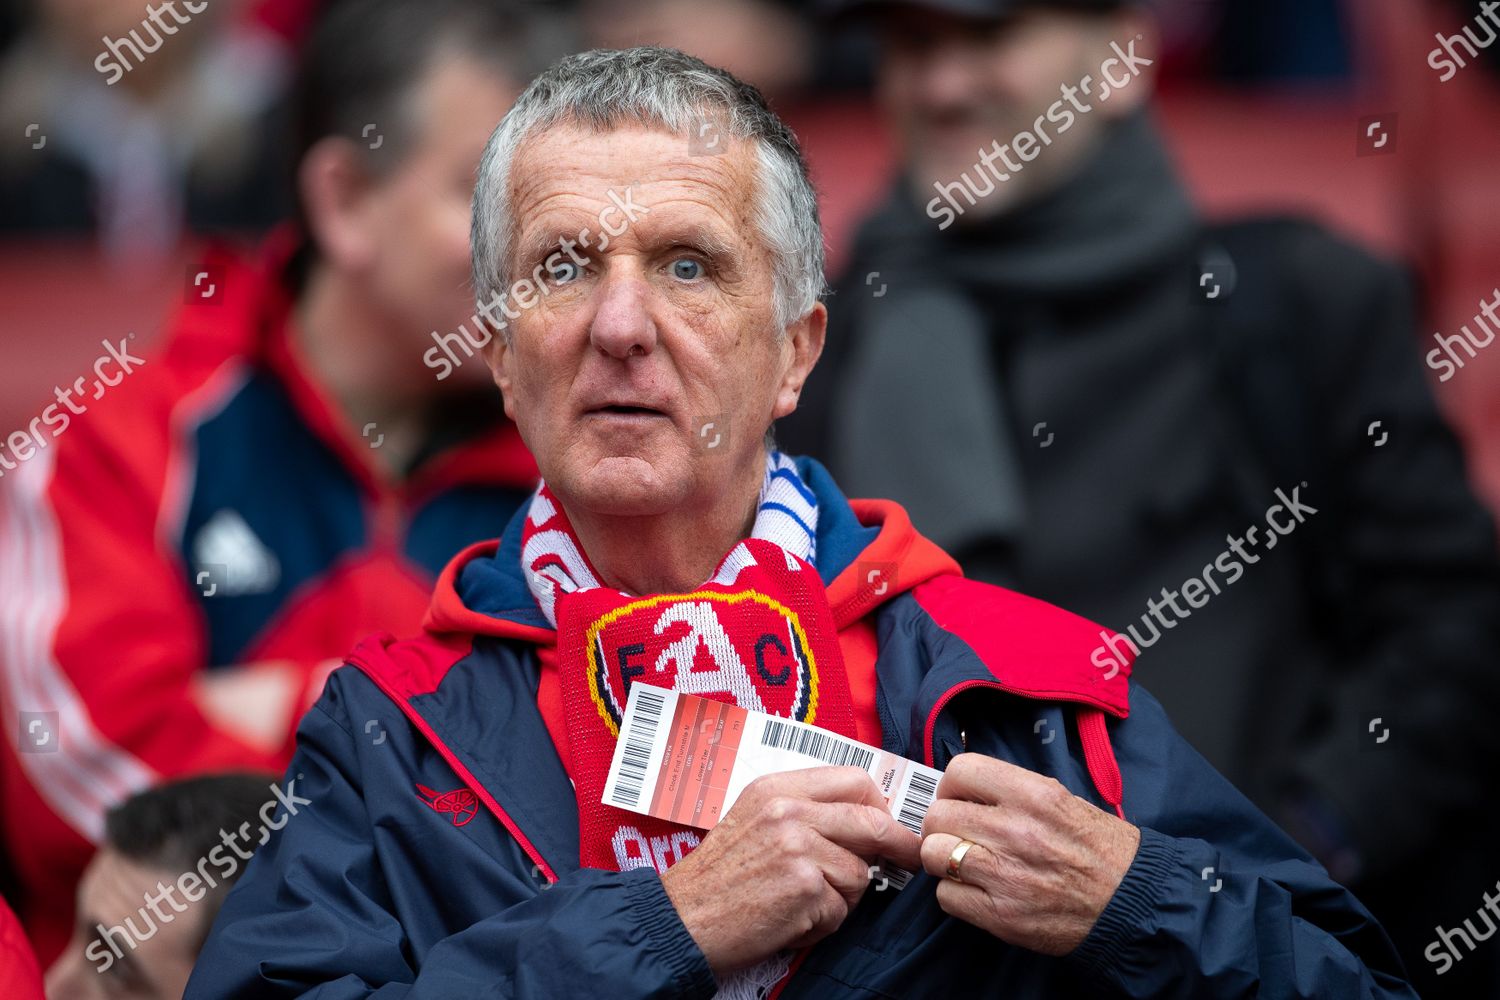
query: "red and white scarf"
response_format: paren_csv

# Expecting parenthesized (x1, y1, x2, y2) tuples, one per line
(522, 454, 856, 997)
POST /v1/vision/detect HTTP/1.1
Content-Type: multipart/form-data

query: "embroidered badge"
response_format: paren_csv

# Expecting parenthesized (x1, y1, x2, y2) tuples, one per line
(416, 783, 478, 827)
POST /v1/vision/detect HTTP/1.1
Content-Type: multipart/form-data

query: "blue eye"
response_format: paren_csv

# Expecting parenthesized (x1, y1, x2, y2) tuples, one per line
(550, 260, 581, 285)
(671, 258, 704, 280)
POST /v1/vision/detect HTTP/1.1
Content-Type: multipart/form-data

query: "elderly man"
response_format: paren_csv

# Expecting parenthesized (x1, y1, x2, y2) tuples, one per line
(186, 47, 1414, 998)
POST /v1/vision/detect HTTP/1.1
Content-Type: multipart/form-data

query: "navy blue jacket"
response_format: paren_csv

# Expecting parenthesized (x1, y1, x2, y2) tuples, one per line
(186, 459, 1416, 998)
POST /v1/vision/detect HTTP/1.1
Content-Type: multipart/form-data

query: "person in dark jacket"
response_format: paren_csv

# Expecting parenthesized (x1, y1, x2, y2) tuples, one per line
(784, 1, 1500, 996)
(185, 46, 1415, 999)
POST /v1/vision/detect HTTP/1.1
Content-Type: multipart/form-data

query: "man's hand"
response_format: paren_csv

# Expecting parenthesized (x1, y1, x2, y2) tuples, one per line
(919, 754, 1140, 956)
(660, 766, 922, 976)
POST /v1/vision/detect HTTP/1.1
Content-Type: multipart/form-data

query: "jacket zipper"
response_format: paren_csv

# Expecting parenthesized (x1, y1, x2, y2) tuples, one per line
(923, 679, 1126, 818)
(923, 679, 1008, 767)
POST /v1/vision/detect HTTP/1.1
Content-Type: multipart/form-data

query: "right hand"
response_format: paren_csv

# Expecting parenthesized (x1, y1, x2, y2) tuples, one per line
(658, 766, 922, 976)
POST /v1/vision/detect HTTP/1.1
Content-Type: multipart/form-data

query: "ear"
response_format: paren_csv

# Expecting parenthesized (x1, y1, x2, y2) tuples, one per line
(487, 332, 519, 423)
(1096, 9, 1159, 120)
(771, 302, 827, 421)
(297, 136, 380, 271)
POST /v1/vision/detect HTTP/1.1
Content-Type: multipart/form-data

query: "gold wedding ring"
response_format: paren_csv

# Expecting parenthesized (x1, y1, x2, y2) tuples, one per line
(946, 839, 977, 882)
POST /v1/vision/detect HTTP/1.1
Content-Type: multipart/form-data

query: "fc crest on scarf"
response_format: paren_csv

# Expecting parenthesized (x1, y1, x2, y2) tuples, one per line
(583, 591, 821, 736)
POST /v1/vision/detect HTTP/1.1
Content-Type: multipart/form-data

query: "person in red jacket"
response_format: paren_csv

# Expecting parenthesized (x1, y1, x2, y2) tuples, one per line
(0, 0, 537, 963)
(1, 895, 43, 1000)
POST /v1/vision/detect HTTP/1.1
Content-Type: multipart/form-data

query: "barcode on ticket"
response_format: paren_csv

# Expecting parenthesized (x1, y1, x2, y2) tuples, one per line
(760, 719, 876, 770)
(609, 686, 667, 809)
(604, 687, 946, 891)
(895, 769, 938, 836)
(877, 769, 941, 889)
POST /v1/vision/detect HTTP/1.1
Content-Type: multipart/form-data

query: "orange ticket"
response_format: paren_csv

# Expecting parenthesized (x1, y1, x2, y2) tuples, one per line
(603, 686, 942, 889)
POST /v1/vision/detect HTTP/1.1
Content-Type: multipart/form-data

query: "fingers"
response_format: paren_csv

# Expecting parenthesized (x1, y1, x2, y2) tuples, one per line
(814, 838, 881, 907)
(933, 876, 1002, 938)
(920, 796, 997, 842)
(936, 753, 1016, 806)
(801, 800, 923, 871)
(920, 831, 991, 883)
(788, 879, 857, 950)
(757, 766, 890, 810)
(937, 753, 1065, 813)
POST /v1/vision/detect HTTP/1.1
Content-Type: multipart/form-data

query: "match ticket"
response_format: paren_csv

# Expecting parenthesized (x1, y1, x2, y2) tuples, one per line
(602, 685, 943, 889)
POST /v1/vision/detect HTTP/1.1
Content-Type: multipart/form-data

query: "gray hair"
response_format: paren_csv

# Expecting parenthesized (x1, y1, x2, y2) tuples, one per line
(471, 46, 825, 333)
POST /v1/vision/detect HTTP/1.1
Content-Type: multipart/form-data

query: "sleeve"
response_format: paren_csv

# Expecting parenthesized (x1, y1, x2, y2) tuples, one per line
(1280, 233, 1500, 879)
(1067, 685, 1419, 1000)
(0, 374, 325, 844)
(183, 674, 718, 1000)
(0, 897, 44, 1000)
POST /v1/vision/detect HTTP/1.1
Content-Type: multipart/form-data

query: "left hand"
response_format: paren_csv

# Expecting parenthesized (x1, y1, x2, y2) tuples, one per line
(920, 753, 1141, 956)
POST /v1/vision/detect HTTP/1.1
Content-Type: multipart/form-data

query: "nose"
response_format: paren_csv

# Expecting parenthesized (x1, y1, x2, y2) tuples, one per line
(589, 269, 657, 361)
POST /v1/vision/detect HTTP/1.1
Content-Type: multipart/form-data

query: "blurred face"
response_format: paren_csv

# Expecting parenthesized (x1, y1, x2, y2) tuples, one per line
(877, 6, 1150, 216)
(357, 55, 518, 389)
(491, 124, 824, 521)
(45, 850, 206, 1000)
(43, 0, 225, 64)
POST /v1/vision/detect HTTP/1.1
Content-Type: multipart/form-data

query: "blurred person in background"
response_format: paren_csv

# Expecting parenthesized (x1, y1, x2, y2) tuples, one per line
(0, 0, 293, 262)
(1, 894, 44, 1000)
(43, 773, 274, 1000)
(0, 0, 537, 965)
(782, 0, 1500, 995)
(580, 0, 816, 100)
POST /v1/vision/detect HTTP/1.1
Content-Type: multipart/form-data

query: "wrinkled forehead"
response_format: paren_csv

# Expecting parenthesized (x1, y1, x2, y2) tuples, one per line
(80, 850, 208, 958)
(506, 120, 763, 255)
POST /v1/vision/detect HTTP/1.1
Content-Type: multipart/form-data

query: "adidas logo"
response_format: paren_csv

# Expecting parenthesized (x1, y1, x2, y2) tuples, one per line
(192, 509, 280, 597)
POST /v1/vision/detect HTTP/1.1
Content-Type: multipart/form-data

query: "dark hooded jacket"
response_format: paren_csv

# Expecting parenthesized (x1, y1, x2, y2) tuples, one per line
(780, 111, 1500, 998)
(187, 459, 1415, 998)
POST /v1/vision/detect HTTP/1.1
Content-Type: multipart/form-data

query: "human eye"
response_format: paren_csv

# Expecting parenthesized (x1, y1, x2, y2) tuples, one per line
(668, 257, 705, 281)
(549, 258, 583, 284)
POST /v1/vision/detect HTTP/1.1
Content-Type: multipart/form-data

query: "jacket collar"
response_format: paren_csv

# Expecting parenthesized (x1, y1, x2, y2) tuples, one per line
(424, 455, 961, 639)
(178, 226, 536, 502)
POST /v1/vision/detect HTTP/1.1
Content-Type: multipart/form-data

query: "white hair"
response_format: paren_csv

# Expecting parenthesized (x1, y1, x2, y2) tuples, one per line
(471, 46, 825, 333)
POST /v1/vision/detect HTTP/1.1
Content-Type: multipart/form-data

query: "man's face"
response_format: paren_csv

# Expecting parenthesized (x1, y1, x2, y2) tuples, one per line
(491, 123, 824, 520)
(45, 850, 207, 1000)
(877, 7, 1146, 216)
(358, 55, 518, 390)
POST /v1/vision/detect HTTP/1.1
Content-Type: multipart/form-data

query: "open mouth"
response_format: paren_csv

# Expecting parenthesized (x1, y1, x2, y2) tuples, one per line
(594, 404, 663, 416)
(586, 403, 672, 422)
